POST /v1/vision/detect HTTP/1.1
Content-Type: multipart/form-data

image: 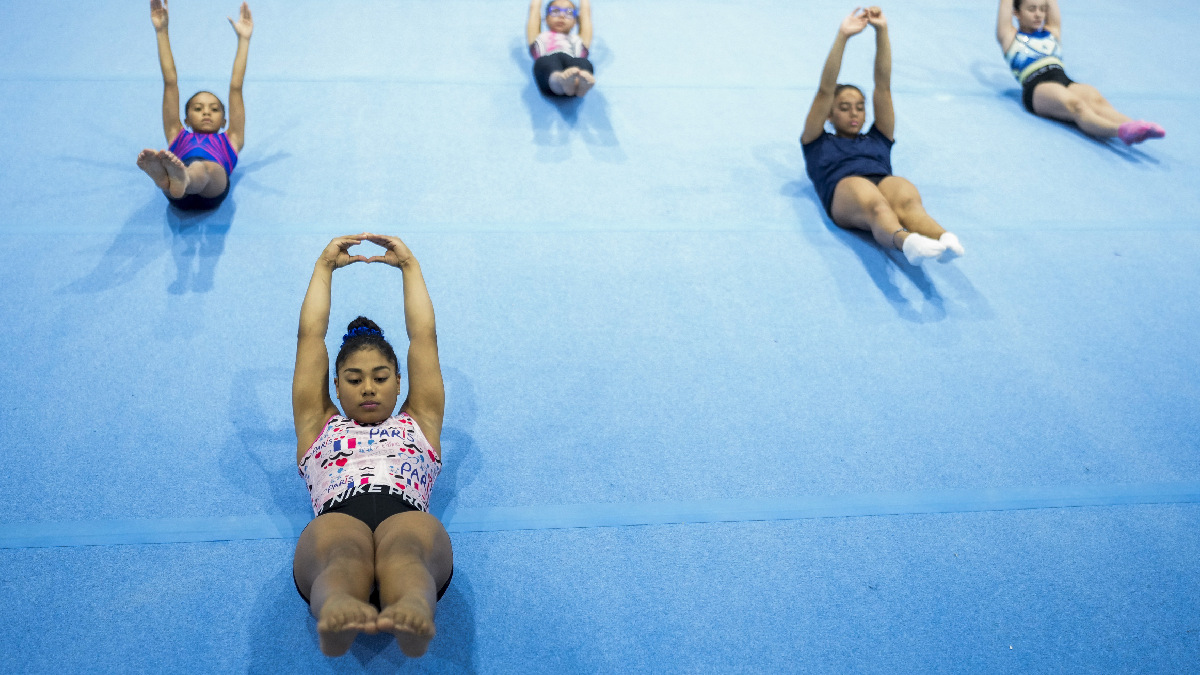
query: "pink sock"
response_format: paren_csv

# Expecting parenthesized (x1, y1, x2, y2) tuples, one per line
(1118, 121, 1159, 145)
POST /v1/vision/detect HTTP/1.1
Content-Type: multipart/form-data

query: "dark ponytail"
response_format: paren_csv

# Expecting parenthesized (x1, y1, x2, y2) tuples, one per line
(334, 316, 399, 373)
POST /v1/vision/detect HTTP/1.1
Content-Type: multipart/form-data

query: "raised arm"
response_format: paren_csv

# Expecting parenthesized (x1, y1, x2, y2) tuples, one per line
(293, 235, 368, 460)
(996, 0, 1017, 51)
(225, 2, 253, 152)
(362, 234, 446, 449)
(801, 8, 869, 145)
(868, 8, 894, 140)
(526, 0, 543, 45)
(150, 0, 183, 144)
(578, 0, 593, 49)
(1045, 0, 1062, 40)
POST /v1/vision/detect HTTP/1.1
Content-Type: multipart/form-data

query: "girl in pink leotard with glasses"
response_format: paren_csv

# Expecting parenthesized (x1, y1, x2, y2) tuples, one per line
(525, 0, 595, 97)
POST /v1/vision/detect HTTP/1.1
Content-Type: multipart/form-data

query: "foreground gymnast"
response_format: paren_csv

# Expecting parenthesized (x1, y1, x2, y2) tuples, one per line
(996, 0, 1164, 144)
(526, 0, 595, 97)
(292, 234, 453, 658)
(136, 0, 251, 210)
(802, 7, 964, 265)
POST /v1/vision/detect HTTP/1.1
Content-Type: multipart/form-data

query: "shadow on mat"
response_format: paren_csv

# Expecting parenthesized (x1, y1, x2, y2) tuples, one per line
(510, 41, 625, 163)
(223, 366, 480, 671)
(62, 151, 289, 296)
(968, 60, 1160, 165)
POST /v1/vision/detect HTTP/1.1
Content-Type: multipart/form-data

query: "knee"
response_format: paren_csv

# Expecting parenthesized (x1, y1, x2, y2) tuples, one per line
(1061, 93, 1089, 118)
(866, 198, 896, 223)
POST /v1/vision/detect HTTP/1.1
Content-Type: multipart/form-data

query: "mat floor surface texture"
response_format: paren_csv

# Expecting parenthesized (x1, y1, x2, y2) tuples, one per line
(2, 1, 1198, 673)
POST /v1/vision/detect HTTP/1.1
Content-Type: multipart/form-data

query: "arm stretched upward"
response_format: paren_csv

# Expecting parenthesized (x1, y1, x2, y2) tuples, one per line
(526, 0, 542, 45)
(362, 234, 446, 451)
(150, 0, 183, 144)
(868, 8, 894, 141)
(578, 0, 593, 49)
(225, 2, 253, 152)
(1045, 0, 1062, 41)
(801, 8, 869, 145)
(292, 235, 368, 462)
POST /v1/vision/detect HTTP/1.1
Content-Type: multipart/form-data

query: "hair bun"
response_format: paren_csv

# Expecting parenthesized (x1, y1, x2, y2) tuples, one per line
(347, 316, 382, 333)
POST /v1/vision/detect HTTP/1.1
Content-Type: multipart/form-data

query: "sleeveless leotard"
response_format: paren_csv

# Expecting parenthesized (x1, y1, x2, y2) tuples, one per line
(530, 30, 589, 59)
(168, 130, 239, 175)
(1005, 30, 1065, 84)
(299, 412, 441, 516)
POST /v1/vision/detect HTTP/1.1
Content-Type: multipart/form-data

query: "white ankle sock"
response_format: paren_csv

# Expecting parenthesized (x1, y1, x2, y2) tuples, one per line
(901, 233, 946, 265)
(938, 232, 965, 261)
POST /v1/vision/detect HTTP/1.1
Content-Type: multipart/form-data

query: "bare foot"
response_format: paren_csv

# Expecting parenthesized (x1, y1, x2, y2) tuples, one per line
(559, 67, 580, 96)
(158, 150, 189, 198)
(575, 70, 595, 97)
(316, 593, 379, 657)
(377, 594, 436, 658)
(136, 149, 171, 191)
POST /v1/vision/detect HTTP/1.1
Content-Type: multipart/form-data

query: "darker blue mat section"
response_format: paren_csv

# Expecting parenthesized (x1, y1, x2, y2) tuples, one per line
(3, 506, 1199, 673)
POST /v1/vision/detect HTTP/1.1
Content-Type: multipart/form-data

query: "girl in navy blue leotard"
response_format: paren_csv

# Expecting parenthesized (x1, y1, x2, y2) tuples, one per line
(996, 0, 1163, 144)
(801, 7, 964, 266)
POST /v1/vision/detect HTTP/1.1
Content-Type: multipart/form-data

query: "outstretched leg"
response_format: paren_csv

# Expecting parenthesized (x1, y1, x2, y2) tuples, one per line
(878, 176, 963, 261)
(294, 513, 380, 657)
(1067, 83, 1130, 125)
(1033, 82, 1134, 140)
(830, 177, 946, 265)
(373, 511, 454, 658)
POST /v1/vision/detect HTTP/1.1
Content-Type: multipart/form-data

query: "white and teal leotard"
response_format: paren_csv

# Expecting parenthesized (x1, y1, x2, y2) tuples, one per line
(1005, 30, 1065, 84)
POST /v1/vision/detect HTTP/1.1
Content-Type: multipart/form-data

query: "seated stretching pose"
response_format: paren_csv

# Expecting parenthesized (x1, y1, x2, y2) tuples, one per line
(997, 0, 1164, 144)
(136, 1, 251, 210)
(526, 0, 595, 97)
(292, 234, 453, 658)
(802, 7, 964, 266)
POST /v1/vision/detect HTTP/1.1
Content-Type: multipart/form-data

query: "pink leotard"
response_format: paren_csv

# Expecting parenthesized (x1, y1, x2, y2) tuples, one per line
(298, 412, 441, 516)
(168, 130, 239, 175)
(530, 30, 589, 59)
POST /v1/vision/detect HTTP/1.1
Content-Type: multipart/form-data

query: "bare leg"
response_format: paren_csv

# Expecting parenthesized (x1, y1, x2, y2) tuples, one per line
(830, 177, 945, 265)
(293, 513, 380, 657)
(1032, 82, 1121, 138)
(1068, 83, 1131, 126)
(878, 177, 963, 261)
(185, 160, 228, 198)
(373, 511, 454, 658)
(575, 70, 595, 97)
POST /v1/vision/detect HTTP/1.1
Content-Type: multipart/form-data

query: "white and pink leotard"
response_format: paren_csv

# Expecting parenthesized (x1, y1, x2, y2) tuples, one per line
(299, 412, 441, 516)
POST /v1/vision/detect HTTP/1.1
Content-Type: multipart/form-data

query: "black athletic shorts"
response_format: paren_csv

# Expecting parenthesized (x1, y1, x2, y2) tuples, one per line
(1022, 64, 1075, 114)
(293, 493, 452, 607)
(167, 160, 231, 211)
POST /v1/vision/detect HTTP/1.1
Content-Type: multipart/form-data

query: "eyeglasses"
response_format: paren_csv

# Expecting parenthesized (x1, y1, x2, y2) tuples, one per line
(546, 7, 577, 18)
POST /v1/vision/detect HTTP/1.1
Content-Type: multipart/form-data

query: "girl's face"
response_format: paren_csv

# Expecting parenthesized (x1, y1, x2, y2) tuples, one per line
(185, 92, 226, 133)
(546, 0, 577, 34)
(829, 88, 866, 137)
(334, 347, 402, 425)
(1015, 1, 1048, 33)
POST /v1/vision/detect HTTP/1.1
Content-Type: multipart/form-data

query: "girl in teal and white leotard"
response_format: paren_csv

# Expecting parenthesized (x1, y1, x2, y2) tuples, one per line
(996, 0, 1164, 144)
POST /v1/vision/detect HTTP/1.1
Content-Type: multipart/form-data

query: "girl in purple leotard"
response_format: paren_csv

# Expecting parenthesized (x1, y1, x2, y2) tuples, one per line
(135, 0, 252, 210)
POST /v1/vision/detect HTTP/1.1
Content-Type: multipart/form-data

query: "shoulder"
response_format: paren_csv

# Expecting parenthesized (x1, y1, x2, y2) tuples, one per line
(801, 131, 831, 149)
(867, 124, 894, 144)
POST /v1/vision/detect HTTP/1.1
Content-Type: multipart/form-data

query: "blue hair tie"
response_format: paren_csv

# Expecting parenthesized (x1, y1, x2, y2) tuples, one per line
(341, 326, 383, 346)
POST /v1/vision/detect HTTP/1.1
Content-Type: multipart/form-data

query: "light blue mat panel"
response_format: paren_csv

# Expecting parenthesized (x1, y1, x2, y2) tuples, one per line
(1, 0, 1198, 672)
